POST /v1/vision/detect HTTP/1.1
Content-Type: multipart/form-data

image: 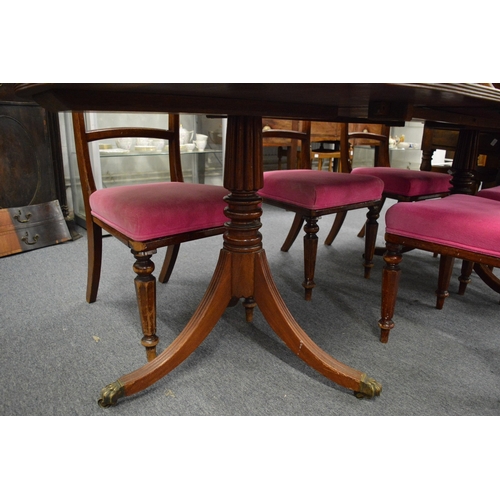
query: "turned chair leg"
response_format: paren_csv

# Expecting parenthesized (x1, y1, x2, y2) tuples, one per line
(302, 215, 319, 301)
(158, 244, 181, 284)
(133, 250, 159, 362)
(458, 260, 474, 295)
(358, 197, 386, 240)
(436, 255, 455, 309)
(86, 220, 103, 304)
(379, 243, 402, 343)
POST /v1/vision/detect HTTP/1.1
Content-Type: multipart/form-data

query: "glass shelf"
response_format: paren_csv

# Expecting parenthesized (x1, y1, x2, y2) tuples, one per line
(65, 112, 226, 228)
(99, 148, 223, 158)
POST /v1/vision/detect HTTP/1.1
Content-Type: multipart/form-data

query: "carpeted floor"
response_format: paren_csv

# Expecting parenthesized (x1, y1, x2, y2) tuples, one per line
(1, 201, 499, 416)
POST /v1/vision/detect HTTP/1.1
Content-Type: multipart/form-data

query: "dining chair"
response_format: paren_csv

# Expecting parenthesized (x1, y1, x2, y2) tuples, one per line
(262, 118, 303, 169)
(454, 184, 500, 295)
(72, 112, 229, 361)
(324, 124, 453, 247)
(258, 121, 384, 300)
(476, 183, 500, 202)
(378, 193, 500, 343)
(262, 119, 343, 171)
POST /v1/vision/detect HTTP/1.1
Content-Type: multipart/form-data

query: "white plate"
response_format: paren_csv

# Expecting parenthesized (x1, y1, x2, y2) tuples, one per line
(100, 148, 130, 154)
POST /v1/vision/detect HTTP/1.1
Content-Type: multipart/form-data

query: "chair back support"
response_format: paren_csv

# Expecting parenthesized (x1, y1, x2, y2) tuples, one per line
(341, 123, 391, 172)
(310, 121, 343, 142)
(262, 120, 312, 169)
(72, 112, 183, 222)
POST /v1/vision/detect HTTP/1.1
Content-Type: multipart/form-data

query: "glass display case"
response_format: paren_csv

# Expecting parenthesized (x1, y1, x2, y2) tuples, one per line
(352, 121, 447, 171)
(62, 112, 225, 227)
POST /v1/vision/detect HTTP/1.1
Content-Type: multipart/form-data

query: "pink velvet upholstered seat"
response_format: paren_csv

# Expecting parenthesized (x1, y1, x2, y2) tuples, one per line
(91, 182, 229, 241)
(385, 194, 500, 258)
(476, 185, 500, 202)
(72, 111, 229, 362)
(258, 169, 384, 300)
(259, 170, 384, 208)
(324, 126, 453, 250)
(379, 193, 500, 343)
(351, 167, 452, 198)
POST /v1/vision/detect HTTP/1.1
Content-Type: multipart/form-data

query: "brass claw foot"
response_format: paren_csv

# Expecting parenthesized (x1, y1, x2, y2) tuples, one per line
(98, 380, 125, 407)
(354, 375, 382, 399)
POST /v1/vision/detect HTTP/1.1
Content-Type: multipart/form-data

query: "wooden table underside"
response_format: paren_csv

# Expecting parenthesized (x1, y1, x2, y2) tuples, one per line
(15, 83, 500, 406)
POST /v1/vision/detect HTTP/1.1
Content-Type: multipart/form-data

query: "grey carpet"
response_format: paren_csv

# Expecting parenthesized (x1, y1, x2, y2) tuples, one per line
(1, 201, 499, 416)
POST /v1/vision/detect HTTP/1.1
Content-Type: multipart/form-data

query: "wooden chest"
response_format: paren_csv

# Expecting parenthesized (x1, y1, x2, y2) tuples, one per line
(0, 200, 71, 258)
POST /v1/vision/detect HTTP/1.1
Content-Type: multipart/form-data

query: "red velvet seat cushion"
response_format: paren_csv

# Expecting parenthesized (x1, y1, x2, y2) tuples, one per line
(477, 185, 500, 202)
(90, 182, 229, 241)
(351, 167, 452, 197)
(385, 194, 500, 258)
(258, 170, 383, 209)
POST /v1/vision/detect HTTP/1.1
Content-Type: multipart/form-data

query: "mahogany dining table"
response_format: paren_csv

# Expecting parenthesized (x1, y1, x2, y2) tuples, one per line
(15, 83, 500, 406)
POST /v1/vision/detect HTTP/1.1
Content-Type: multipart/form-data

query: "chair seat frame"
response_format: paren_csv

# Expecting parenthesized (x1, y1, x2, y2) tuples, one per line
(379, 232, 500, 343)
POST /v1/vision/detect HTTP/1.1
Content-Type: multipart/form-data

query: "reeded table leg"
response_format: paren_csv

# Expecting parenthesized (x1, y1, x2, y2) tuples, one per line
(99, 116, 381, 407)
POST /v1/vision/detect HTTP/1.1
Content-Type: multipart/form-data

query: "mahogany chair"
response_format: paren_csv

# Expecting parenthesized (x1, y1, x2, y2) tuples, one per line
(309, 121, 345, 172)
(262, 119, 344, 171)
(258, 121, 384, 300)
(454, 184, 500, 295)
(262, 119, 304, 169)
(476, 181, 500, 203)
(72, 112, 229, 361)
(324, 124, 453, 247)
(378, 194, 500, 343)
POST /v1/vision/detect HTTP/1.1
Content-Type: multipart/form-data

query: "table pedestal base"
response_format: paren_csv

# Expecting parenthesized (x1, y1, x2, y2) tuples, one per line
(99, 248, 381, 407)
(98, 115, 381, 407)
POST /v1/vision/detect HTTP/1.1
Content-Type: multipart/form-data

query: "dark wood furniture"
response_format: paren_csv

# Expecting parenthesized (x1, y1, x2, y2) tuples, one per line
(324, 124, 453, 249)
(420, 121, 500, 190)
(379, 194, 500, 343)
(16, 83, 500, 406)
(71, 112, 228, 361)
(262, 118, 307, 169)
(262, 119, 346, 170)
(260, 122, 383, 299)
(0, 200, 71, 257)
(0, 83, 71, 257)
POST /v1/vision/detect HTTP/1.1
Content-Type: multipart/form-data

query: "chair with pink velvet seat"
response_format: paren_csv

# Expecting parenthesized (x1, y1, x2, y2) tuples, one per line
(72, 112, 229, 361)
(454, 185, 500, 296)
(258, 121, 384, 300)
(476, 184, 500, 202)
(324, 124, 453, 247)
(378, 193, 500, 343)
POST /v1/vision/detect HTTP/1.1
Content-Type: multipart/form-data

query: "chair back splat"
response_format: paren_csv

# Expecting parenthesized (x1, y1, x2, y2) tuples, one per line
(72, 112, 229, 360)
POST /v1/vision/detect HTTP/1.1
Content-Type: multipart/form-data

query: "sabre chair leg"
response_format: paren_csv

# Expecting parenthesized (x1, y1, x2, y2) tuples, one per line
(86, 220, 103, 303)
(159, 244, 180, 284)
(281, 213, 305, 252)
(324, 211, 347, 246)
(362, 204, 380, 279)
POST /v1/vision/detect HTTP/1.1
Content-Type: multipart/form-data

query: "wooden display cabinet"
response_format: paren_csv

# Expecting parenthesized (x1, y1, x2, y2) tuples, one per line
(0, 84, 71, 257)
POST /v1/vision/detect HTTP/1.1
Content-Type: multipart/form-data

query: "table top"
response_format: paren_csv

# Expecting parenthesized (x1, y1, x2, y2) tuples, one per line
(15, 83, 500, 130)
